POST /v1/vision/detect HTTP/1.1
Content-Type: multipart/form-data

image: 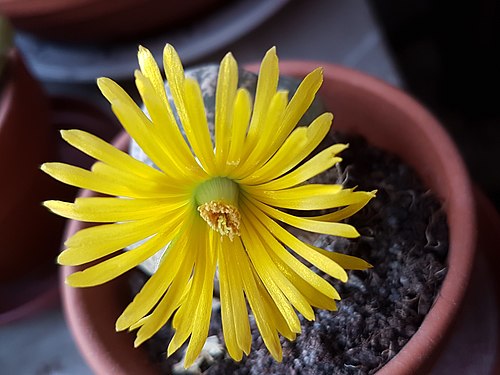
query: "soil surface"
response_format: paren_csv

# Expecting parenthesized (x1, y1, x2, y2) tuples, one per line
(129, 133, 449, 375)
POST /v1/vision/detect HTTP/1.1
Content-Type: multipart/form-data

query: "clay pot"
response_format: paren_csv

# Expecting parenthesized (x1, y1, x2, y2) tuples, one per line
(0, 49, 62, 282)
(61, 62, 476, 374)
(0, 0, 229, 43)
(0, 48, 119, 325)
(0, 49, 65, 323)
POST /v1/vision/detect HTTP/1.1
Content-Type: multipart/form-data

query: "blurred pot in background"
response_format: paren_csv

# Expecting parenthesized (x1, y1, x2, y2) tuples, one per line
(0, 0, 229, 43)
(0, 17, 75, 323)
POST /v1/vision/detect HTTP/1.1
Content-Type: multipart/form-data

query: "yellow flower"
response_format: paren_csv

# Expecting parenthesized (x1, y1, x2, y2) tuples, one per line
(42, 45, 375, 367)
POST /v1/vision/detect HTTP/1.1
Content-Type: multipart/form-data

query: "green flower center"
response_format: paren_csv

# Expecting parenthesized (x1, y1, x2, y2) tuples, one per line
(195, 177, 241, 240)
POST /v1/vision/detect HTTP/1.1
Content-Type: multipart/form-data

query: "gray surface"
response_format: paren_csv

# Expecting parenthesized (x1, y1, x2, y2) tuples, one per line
(0, 308, 90, 374)
(1, 0, 405, 374)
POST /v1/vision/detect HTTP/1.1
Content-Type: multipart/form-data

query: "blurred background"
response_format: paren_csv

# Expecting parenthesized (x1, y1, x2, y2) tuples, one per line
(370, 0, 500, 210)
(0, 0, 498, 373)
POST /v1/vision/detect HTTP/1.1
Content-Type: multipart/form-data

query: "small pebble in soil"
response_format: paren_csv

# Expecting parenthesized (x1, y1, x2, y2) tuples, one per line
(128, 134, 449, 375)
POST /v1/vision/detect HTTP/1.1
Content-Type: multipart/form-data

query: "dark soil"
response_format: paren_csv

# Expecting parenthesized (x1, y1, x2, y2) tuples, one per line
(129, 133, 449, 375)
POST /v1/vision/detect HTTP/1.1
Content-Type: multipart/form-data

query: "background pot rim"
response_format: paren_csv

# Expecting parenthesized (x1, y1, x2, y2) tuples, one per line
(61, 61, 477, 375)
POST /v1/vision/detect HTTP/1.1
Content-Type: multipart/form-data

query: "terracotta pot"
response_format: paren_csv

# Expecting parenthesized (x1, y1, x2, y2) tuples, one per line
(0, 0, 229, 43)
(0, 49, 64, 323)
(0, 48, 63, 282)
(0, 48, 119, 325)
(61, 62, 476, 374)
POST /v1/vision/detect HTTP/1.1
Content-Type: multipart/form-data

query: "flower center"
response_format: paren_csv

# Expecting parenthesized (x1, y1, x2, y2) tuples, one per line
(195, 177, 241, 240)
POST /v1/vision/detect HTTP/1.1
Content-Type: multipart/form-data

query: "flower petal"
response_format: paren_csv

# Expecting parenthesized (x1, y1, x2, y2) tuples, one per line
(182, 77, 217, 173)
(241, 221, 302, 332)
(239, 112, 333, 184)
(215, 52, 238, 169)
(44, 197, 187, 223)
(232, 237, 287, 360)
(66, 223, 180, 287)
(254, 144, 347, 190)
(60, 129, 168, 182)
(59, 207, 187, 265)
(115, 216, 194, 331)
(135, 69, 199, 172)
(242, 204, 340, 302)
(218, 234, 255, 359)
(225, 88, 252, 171)
(243, 218, 315, 321)
(254, 67, 324, 167)
(137, 45, 168, 104)
(183, 233, 217, 368)
(244, 47, 279, 155)
(41, 162, 167, 199)
(248, 185, 374, 211)
(133, 252, 194, 347)
(168, 220, 216, 366)
(218, 238, 243, 360)
(312, 246, 373, 270)
(245, 195, 359, 238)
(242, 198, 349, 283)
(234, 91, 288, 178)
(309, 190, 376, 222)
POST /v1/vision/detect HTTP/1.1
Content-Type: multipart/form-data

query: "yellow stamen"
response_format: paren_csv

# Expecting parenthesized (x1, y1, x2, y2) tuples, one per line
(198, 201, 241, 240)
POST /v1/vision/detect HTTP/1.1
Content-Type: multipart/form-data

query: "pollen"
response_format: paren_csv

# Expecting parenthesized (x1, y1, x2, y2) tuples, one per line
(198, 200, 241, 240)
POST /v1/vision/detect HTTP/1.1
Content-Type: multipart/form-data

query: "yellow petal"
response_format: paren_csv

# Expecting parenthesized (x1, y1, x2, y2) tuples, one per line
(66, 223, 179, 287)
(247, 186, 374, 211)
(282, 67, 323, 125)
(268, 67, 324, 154)
(240, 222, 302, 333)
(242, 198, 348, 283)
(162, 44, 185, 107)
(218, 237, 243, 360)
(59, 208, 186, 265)
(223, 240, 252, 355)
(60, 129, 168, 182)
(134, 70, 199, 173)
(243, 47, 279, 154)
(243, 219, 315, 322)
(115, 217, 194, 331)
(312, 246, 373, 270)
(242, 204, 339, 301)
(225, 88, 252, 172)
(232, 238, 285, 360)
(245, 195, 359, 238)
(134, 253, 194, 346)
(182, 77, 216, 173)
(168, 218, 211, 359)
(41, 162, 167, 199)
(98, 77, 205, 182)
(215, 52, 238, 169)
(234, 91, 288, 178)
(183, 232, 217, 367)
(91, 161, 188, 197)
(254, 144, 347, 190)
(268, 249, 338, 310)
(309, 190, 376, 222)
(217, 239, 251, 361)
(44, 197, 187, 223)
(239, 112, 332, 184)
(137, 45, 168, 106)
